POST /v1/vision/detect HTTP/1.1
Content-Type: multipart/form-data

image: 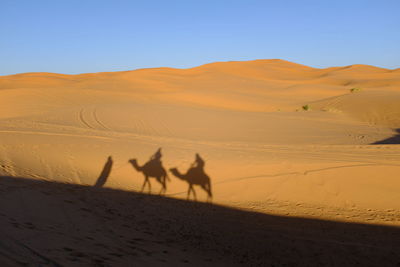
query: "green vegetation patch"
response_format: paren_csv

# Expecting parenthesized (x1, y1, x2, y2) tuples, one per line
(350, 87, 362, 93)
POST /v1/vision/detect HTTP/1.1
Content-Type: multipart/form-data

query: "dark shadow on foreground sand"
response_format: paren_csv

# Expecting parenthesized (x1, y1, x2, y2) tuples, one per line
(0, 175, 399, 266)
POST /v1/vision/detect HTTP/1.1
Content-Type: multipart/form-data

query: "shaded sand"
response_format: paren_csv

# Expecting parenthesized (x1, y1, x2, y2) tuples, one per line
(0, 59, 400, 264)
(0, 176, 399, 266)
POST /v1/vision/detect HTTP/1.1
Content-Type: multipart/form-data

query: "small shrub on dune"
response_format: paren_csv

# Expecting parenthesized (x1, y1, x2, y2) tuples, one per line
(350, 87, 362, 93)
(302, 104, 310, 111)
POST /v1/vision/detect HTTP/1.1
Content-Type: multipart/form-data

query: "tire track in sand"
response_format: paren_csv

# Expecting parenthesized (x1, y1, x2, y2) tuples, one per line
(93, 108, 112, 131)
(79, 108, 94, 129)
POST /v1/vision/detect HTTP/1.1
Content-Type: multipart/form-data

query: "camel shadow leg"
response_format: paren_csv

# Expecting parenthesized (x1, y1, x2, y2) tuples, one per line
(187, 185, 194, 200)
(158, 183, 166, 195)
(206, 194, 212, 203)
(147, 179, 152, 194)
(141, 178, 148, 192)
(188, 184, 197, 201)
(156, 176, 166, 195)
(192, 187, 197, 201)
(201, 184, 212, 203)
(142, 176, 152, 194)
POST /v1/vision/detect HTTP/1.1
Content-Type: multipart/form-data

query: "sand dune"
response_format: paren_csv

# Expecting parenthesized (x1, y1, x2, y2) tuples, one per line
(1, 59, 400, 265)
(312, 90, 400, 127)
(0, 59, 399, 223)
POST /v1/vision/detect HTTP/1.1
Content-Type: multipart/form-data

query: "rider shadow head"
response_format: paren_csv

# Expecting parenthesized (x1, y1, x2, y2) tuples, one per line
(169, 153, 212, 202)
(94, 156, 113, 188)
(152, 148, 162, 161)
(128, 148, 169, 194)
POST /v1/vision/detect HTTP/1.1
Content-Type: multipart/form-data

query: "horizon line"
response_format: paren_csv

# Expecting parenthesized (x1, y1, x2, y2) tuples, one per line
(1, 58, 398, 77)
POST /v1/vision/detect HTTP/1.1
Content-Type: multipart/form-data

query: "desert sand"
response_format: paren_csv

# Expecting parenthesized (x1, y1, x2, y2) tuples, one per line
(0, 59, 399, 265)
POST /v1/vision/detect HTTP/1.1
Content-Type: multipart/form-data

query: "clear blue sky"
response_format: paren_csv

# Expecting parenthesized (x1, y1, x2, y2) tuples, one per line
(1, 0, 399, 75)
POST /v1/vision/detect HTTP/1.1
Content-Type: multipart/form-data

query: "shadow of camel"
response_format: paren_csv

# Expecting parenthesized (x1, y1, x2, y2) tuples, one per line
(93, 156, 113, 188)
(372, 129, 400, 144)
(170, 153, 212, 201)
(128, 148, 169, 194)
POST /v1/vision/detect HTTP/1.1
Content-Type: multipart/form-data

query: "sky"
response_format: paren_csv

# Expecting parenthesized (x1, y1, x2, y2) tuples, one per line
(1, 0, 399, 75)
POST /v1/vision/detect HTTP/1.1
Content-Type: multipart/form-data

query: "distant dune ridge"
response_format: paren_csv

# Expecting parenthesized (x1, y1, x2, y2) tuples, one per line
(0, 59, 399, 226)
(1, 59, 400, 124)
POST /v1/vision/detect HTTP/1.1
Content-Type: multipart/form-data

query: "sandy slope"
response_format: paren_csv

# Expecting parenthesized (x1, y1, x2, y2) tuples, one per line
(0, 59, 399, 227)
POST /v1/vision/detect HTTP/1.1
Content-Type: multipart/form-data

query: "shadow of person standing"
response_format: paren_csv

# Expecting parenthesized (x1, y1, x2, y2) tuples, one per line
(94, 156, 113, 188)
